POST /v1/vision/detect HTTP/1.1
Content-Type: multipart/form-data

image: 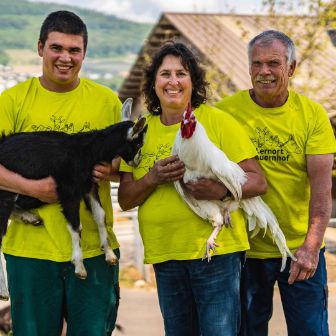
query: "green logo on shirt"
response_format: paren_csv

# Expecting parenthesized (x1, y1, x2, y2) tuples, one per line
(252, 127, 302, 162)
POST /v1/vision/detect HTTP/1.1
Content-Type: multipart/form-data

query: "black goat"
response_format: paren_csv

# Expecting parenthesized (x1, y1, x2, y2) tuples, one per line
(0, 98, 147, 300)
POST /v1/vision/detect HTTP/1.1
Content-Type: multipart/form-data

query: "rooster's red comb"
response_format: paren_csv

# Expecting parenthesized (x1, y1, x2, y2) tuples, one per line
(181, 102, 196, 139)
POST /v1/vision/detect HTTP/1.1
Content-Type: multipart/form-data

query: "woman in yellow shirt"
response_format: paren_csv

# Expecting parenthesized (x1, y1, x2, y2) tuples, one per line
(119, 42, 267, 336)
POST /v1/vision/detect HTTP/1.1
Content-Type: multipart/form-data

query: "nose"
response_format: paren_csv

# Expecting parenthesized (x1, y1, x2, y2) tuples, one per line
(259, 63, 271, 75)
(59, 51, 71, 63)
(168, 75, 179, 85)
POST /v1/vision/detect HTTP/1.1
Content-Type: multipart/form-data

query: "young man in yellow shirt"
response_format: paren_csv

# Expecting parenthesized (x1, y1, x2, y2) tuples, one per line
(0, 11, 122, 335)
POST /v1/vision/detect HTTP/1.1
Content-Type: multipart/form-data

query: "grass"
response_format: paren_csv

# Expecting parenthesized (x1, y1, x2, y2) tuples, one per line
(5, 49, 40, 65)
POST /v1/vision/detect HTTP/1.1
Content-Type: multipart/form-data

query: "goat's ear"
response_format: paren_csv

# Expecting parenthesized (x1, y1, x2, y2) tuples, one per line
(121, 98, 133, 121)
(127, 116, 147, 140)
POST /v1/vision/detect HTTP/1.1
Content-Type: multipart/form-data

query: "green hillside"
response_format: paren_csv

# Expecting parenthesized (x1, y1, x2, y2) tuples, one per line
(0, 0, 152, 58)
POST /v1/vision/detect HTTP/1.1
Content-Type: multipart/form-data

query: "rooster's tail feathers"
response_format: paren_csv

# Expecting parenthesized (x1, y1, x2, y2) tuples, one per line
(241, 197, 296, 271)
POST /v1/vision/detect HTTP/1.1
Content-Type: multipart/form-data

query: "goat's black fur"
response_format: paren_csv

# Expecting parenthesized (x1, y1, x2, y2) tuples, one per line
(0, 119, 147, 245)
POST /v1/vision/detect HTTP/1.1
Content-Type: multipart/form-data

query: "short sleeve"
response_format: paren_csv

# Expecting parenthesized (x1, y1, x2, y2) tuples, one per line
(0, 90, 16, 135)
(218, 113, 257, 163)
(105, 90, 122, 125)
(306, 104, 336, 154)
(199, 105, 257, 164)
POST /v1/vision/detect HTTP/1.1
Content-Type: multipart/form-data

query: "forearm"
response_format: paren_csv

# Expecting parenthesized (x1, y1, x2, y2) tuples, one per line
(288, 176, 332, 284)
(118, 173, 156, 210)
(0, 164, 58, 203)
(240, 159, 267, 199)
(304, 154, 334, 251)
(241, 172, 267, 198)
(0, 164, 31, 195)
(304, 184, 332, 251)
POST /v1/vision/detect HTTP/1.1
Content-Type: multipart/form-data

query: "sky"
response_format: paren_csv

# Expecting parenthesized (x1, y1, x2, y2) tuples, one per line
(28, 0, 266, 23)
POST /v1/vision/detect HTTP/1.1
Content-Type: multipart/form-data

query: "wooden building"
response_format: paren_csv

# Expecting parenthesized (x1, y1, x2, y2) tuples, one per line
(118, 13, 336, 119)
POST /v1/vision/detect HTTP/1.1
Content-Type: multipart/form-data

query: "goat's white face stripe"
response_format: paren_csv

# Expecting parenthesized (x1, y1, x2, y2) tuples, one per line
(132, 151, 141, 166)
(127, 127, 139, 141)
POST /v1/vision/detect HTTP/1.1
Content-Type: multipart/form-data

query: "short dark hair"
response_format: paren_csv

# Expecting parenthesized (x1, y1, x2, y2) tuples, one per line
(39, 10, 88, 51)
(142, 42, 209, 115)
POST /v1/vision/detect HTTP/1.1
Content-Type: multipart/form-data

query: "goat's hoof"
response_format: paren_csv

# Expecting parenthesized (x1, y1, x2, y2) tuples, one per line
(106, 257, 119, 265)
(31, 219, 43, 226)
(75, 271, 87, 280)
(105, 250, 119, 265)
(0, 294, 9, 301)
(22, 218, 42, 225)
(18, 213, 43, 226)
(74, 264, 87, 280)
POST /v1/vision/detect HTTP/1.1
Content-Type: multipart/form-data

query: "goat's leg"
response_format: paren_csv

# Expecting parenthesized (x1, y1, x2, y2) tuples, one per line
(11, 209, 42, 226)
(0, 191, 16, 238)
(0, 192, 17, 300)
(85, 191, 118, 265)
(66, 223, 87, 279)
(62, 200, 87, 279)
(0, 257, 8, 301)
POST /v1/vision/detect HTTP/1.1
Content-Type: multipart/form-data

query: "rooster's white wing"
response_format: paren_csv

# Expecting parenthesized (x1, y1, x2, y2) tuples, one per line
(208, 145, 247, 200)
(174, 179, 212, 221)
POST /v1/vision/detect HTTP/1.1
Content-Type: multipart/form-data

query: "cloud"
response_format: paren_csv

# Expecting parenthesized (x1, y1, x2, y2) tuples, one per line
(28, 0, 262, 23)
(28, 0, 160, 22)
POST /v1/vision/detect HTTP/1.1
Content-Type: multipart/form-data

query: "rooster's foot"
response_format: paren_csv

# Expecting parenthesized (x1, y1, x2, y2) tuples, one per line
(202, 240, 220, 262)
(223, 209, 232, 228)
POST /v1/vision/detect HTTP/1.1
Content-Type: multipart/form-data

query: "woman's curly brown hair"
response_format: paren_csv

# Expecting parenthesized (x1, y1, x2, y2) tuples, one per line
(142, 42, 209, 115)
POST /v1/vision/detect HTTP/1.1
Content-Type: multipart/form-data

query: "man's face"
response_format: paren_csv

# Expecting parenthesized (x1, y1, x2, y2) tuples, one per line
(38, 31, 86, 92)
(249, 39, 296, 107)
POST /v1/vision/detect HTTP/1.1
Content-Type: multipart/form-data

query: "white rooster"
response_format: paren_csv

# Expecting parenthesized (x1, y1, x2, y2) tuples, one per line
(172, 103, 295, 271)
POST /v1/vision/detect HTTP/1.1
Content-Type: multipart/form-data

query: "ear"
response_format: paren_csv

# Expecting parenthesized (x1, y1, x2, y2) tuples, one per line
(37, 40, 43, 57)
(128, 116, 147, 140)
(121, 98, 133, 121)
(288, 60, 296, 77)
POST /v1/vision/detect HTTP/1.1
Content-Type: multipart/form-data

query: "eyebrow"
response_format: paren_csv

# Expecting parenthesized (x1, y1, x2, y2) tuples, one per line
(159, 67, 188, 72)
(49, 43, 82, 51)
(49, 43, 62, 48)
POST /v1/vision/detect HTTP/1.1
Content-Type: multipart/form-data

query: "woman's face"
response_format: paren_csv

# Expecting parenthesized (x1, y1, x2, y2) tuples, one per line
(154, 55, 193, 113)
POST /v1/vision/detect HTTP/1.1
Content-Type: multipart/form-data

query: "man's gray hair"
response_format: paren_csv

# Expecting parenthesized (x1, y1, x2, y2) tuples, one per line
(248, 30, 296, 65)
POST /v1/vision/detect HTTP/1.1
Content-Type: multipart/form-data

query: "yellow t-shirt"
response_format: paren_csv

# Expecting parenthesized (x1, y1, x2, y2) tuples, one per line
(216, 90, 336, 258)
(0, 77, 122, 261)
(120, 104, 257, 264)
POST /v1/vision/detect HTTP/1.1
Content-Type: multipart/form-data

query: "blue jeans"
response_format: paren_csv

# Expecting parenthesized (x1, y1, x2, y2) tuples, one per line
(153, 252, 244, 336)
(240, 249, 329, 336)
